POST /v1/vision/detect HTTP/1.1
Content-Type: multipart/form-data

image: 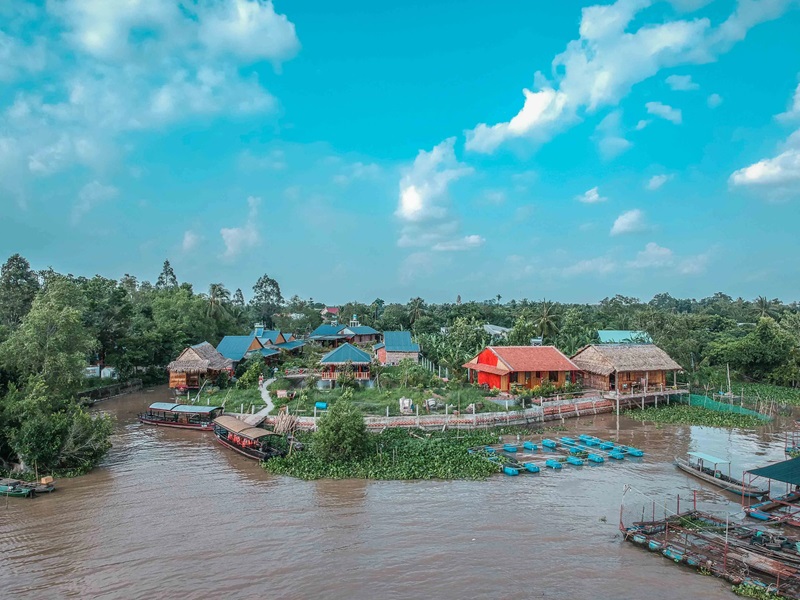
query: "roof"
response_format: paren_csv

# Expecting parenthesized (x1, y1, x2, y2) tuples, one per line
(213, 416, 277, 440)
(343, 325, 379, 336)
(274, 340, 305, 351)
(484, 324, 511, 337)
(571, 344, 682, 376)
(688, 451, 729, 465)
(381, 331, 420, 353)
(747, 457, 800, 485)
(253, 328, 283, 344)
(249, 347, 280, 358)
(461, 362, 508, 376)
(598, 330, 653, 344)
(466, 346, 578, 373)
(323, 307, 340, 314)
(310, 324, 347, 337)
(148, 403, 221, 414)
(167, 342, 233, 373)
(216, 335, 260, 361)
(320, 343, 372, 365)
(281, 332, 295, 341)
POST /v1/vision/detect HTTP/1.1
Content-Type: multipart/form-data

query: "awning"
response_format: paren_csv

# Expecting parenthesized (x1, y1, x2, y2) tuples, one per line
(747, 457, 800, 485)
(213, 416, 276, 441)
(461, 363, 508, 376)
(688, 451, 729, 465)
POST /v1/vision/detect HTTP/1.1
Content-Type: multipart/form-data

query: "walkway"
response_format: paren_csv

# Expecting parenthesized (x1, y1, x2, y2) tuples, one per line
(242, 378, 275, 426)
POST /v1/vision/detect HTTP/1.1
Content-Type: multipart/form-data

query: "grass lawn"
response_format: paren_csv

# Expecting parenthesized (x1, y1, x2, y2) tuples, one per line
(195, 387, 265, 414)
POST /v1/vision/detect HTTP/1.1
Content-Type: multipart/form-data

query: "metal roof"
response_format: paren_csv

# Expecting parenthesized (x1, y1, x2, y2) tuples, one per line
(319, 343, 372, 365)
(381, 331, 420, 353)
(598, 330, 652, 344)
(213, 416, 276, 440)
(148, 403, 221, 413)
(216, 335, 259, 361)
(747, 457, 800, 485)
(343, 325, 379, 336)
(275, 340, 305, 350)
(688, 451, 729, 465)
(310, 324, 347, 337)
(253, 328, 283, 344)
(249, 347, 280, 358)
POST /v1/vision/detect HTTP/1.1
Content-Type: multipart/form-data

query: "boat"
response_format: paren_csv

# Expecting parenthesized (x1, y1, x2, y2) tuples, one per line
(542, 439, 558, 449)
(675, 452, 767, 497)
(138, 402, 224, 430)
(212, 415, 297, 461)
(745, 490, 800, 524)
(0, 477, 55, 498)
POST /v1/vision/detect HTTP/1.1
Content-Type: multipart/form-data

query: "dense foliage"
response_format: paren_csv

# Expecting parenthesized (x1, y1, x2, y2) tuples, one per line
(623, 404, 767, 428)
(313, 392, 369, 462)
(264, 428, 500, 480)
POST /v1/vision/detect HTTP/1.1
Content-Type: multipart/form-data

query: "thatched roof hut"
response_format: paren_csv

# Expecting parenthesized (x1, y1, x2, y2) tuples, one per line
(168, 342, 233, 374)
(571, 344, 682, 375)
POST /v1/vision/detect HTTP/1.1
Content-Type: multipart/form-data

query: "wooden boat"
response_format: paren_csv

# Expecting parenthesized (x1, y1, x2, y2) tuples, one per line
(745, 490, 800, 524)
(675, 452, 767, 497)
(138, 402, 223, 430)
(212, 415, 295, 461)
(0, 477, 55, 498)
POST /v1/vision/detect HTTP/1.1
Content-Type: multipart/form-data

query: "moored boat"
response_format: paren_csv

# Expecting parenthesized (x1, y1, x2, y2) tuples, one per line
(138, 402, 223, 430)
(212, 415, 295, 461)
(0, 477, 55, 498)
(675, 452, 767, 497)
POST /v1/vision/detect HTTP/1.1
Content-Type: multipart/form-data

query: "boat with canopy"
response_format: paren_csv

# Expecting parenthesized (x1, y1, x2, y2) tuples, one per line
(212, 415, 291, 461)
(675, 452, 767, 498)
(138, 402, 223, 430)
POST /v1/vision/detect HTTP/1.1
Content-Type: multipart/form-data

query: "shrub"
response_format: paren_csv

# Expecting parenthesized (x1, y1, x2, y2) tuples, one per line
(313, 394, 368, 462)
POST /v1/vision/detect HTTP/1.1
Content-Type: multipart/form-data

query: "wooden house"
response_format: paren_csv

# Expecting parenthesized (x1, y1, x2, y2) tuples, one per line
(319, 343, 372, 387)
(216, 334, 280, 367)
(570, 344, 682, 393)
(167, 342, 233, 390)
(309, 316, 380, 346)
(253, 327, 305, 354)
(374, 331, 420, 365)
(462, 346, 579, 393)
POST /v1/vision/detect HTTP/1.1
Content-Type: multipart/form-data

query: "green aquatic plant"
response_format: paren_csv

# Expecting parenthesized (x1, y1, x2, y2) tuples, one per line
(732, 583, 790, 599)
(623, 405, 766, 428)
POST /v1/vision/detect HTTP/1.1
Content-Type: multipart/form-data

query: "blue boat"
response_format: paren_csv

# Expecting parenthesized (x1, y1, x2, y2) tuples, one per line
(503, 444, 518, 453)
(648, 540, 662, 551)
(524, 462, 540, 473)
(608, 451, 625, 460)
(618, 445, 644, 457)
(566, 456, 584, 466)
(587, 453, 604, 463)
(560, 436, 577, 446)
(523, 441, 538, 451)
(579, 435, 599, 446)
(545, 459, 563, 469)
(542, 439, 558, 449)
(503, 466, 519, 476)
(599, 441, 615, 450)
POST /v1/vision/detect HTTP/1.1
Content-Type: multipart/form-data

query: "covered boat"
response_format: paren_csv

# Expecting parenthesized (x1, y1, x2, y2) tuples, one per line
(0, 477, 55, 498)
(138, 403, 223, 430)
(212, 415, 291, 461)
(675, 452, 767, 498)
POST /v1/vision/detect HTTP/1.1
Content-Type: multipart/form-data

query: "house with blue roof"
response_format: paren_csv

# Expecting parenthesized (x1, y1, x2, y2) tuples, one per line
(216, 333, 280, 366)
(319, 343, 373, 387)
(250, 325, 305, 354)
(309, 315, 380, 346)
(374, 331, 420, 366)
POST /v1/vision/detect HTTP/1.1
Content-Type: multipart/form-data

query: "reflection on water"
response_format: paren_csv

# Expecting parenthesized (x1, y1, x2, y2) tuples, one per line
(0, 387, 793, 599)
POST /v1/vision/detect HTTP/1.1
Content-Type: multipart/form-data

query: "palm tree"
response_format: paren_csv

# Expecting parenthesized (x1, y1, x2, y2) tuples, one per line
(408, 297, 426, 327)
(536, 299, 560, 342)
(755, 295, 779, 319)
(207, 283, 231, 319)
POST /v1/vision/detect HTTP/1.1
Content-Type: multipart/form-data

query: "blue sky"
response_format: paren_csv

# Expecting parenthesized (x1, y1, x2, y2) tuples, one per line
(1, 0, 799, 304)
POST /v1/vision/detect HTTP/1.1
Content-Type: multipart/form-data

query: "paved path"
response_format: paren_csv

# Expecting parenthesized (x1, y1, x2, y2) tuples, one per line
(242, 378, 275, 426)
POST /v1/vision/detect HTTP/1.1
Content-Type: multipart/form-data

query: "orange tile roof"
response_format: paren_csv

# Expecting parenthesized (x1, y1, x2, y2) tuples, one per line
(461, 362, 507, 375)
(488, 346, 578, 372)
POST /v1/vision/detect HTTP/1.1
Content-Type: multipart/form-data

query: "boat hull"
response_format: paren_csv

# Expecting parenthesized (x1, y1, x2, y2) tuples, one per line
(675, 457, 766, 498)
(138, 416, 215, 431)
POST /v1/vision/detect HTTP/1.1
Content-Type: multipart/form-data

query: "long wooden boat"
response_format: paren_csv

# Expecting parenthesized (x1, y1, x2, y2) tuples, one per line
(212, 415, 293, 461)
(0, 477, 55, 498)
(138, 402, 223, 430)
(675, 453, 767, 498)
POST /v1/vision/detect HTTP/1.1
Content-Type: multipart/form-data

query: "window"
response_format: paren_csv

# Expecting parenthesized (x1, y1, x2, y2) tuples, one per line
(549, 371, 559, 382)
(510, 372, 518, 383)
(535, 371, 541, 378)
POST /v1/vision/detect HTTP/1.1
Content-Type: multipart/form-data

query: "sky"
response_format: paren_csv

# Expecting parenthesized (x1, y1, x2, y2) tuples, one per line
(1, 0, 799, 304)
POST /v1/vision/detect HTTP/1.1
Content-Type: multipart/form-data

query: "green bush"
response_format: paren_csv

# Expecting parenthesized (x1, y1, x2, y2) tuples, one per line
(313, 393, 368, 462)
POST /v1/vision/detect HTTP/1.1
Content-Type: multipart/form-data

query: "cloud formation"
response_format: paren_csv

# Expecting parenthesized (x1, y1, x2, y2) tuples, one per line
(707, 93, 724, 108)
(627, 242, 674, 267)
(646, 174, 672, 190)
(73, 180, 118, 224)
(665, 74, 699, 91)
(576, 187, 607, 203)
(646, 101, 683, 124)
(610, 209, 647, 235)
(220, 196, 261, 260)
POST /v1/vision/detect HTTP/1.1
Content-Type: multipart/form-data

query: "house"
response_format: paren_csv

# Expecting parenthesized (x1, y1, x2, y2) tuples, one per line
(462, 346, 579, 392)
(374, 331, 420, 365)
(570, 344, 682, 393)
(168, 342, 233, 389)
(319, 343, 372, 387)
(597, 330, 652, 344)
(309, 323, 351, 346)
(252, 326, 305, 354)
(483, 324, 511, 340)
(216, 334, 280, 366)
(309, 315, 380, 346)
(320, 306, 340, 321)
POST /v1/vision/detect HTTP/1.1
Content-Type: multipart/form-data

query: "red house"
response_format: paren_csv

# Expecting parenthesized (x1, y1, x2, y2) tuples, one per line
(463, 346, 579, 392)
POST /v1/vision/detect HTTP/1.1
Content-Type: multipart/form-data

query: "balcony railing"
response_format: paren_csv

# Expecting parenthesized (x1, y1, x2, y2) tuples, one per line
(320, 371, 371, 380)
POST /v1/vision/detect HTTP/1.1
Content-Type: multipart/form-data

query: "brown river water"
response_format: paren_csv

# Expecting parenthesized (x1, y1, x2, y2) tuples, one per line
(0, 387, 794, 599)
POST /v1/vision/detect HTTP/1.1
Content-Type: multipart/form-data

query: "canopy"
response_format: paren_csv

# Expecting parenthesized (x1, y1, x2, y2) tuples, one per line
(148, 402, 221, 414)
(747, 457, 800, 486)
(213, 416, 276, 441)
(688, 451, 729, 465)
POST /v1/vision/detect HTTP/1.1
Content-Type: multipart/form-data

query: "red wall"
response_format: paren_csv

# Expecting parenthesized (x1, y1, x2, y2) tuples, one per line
(476, 348, 499, 367)
(377, 347, 387, 364)
(477, 372, 502, 389)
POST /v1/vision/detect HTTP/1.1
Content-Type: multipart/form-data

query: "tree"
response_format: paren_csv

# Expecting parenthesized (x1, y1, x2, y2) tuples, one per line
(0, 254, 40, 328)
(507, 315, 538, 346)
(313, 393, 368, 462)
(407, 297, 426, 328)
(755, 296, 780, 320)
(536, 300, 561, 342)
(232, 288, 245, 308)
(206, 283, 231, 319)
(155, 260, 178, 289)
(81, 276, 132, 370)
(1, 278, 96, 391)
(251, 274, 283, 326)
(371, 298, 385, 321)
(707, 317, 795, 381)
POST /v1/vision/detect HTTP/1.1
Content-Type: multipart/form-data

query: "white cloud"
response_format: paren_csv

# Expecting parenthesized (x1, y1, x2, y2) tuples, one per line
(635, 119, 650, 130)
(628, 242, 674, 268)
(333, 161, 381, 185)
(678, 251, 711, 274)
(707, 93, 723, 108)
(729, 146, 800, 189)
(665, 74, 699, 91)
(73, 180, 118, 224)
(432, 235, 485, 252)
(646, 101, 683, 124)
(610, 209, 647, 235)
(576, 187, 607, 203)
(777, 82, 800, 121)
(0, 31, 47, 81)
(667, 0, 715, 11)
(182, 230, 201, 252)
(220, 196, 261, 260)
(239, 149, 287, 171)
(594, 110, 632, 159)
(484, 190, 507, 204)
(646, 174, 672, 190)
(465, 0, 792, 153)
(563, 256, 617, 277)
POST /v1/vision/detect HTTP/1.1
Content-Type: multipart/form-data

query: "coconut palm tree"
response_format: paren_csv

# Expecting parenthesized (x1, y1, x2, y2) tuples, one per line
(207, 283, 231, 319)
(755, 295, 779, 319)
(408, 297, 426, 327)
(536, 299, 561, 342)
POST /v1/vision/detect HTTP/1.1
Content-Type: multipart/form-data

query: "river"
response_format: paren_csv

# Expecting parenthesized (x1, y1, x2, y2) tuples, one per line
(0, 387, 792, 599)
